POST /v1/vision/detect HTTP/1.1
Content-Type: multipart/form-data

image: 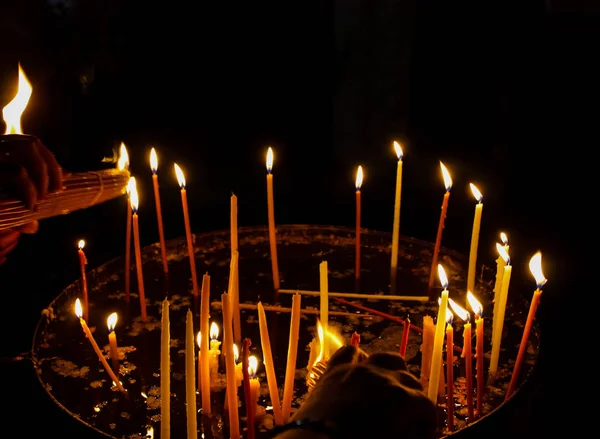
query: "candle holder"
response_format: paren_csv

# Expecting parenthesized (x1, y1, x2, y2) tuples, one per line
(31, 225, 540, 438)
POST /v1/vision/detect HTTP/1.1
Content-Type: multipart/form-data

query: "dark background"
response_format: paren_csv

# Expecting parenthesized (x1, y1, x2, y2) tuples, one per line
(0, 0, 591, 437)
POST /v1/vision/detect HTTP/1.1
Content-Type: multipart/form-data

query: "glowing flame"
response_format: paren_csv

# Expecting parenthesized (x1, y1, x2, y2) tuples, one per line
(438, 298, 454, 323)
(141, 392, 148, 399)
(3, 64, 32, 135)
(440, 161, 453, 191)
(355, 165, 363, 190)
(314, 320, 325, 365)
(496, 242, 510, 264)
(126, 176, 136, 196)
(438, 264, 448, 289)
(210, 322, 219, 340)
(107, 312, 118, 331)
(197, 331, 202, 349)
(393, 141, 403, 160)
(470, 183, 483, 203)
(174, 163, 186, 188)
(78, 240, 85, 250)
(150, 147, 158, 173)
(233, 344, 239, 362)
(266, 147, 274, 173)
(529, 252, 547, 288)
(146, 426, 154, 439)
(467, 291, 483, 318)
(248, 355, 258, 378)
(75, 298, 83, 319)
(500, 232, 508, 246)
(129, 179, 139, 212)
(448, 298, 469, 322)
(326, 328, 344, 349)
(118, 143, 129, 171)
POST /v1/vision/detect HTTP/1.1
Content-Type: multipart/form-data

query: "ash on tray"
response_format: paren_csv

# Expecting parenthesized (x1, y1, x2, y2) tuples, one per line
(31, 225, 540, 439)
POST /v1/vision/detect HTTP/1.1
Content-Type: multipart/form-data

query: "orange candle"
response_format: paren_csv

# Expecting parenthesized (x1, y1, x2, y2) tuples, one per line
(257, 301, 283, 425)
(467, 291, 484, 418)
(199, 274, 212, 414)
(449, 298, 474, 422)
(125, 176, 134, 302)
(428, 162, 453, 297)
(174, 163, 199, 297)
(231, 193, 241, 344)
(445, 312, 454, 432)
(222, 292, 241, 439)
(74, 299, 125, 393)
(355, 165, 363, 286)
(282, 293, 302, 422)
(150, 148, 168, 275)
(107, 312, 119, 376)
(197, 331, 202, 394)
(129, 183, 147, 321)
(229, 251, 241, 345)
(77, 240, 89, 322)
(505, 252, 547, 401)
(399, 315, 410, 357)
(265, 147, 280, 291)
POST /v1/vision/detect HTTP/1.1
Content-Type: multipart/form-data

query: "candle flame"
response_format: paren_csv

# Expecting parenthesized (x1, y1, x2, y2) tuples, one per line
(438, 298, 454, 323)
(75, 298, 83, 319)
(248, 355, 258, 378)
(3, 64, 32, 135)
(496, 242, 510, 264)
(174, 163, 186, 188)
(146, 426, 154, 439)
(210, 322, 219, 340)
(437, 264, 448, 289)
(141, 392, 148, 399)
(326, 328, 344, 350)
(355, 165, 363, 190)
(150, 147, 158, 173)
(118, 143, 129, 171)
(126, 176, 136, 196)
(440, 161, 453, 191)
(529, 252, 547, 288)
(197, 331, 202, 349)
(393, 141, 403, 160)
(129, 179, 139, 212)
(266, 147, 274, 173)
(470, 183, 483, 203)
(448, 298, 469, 322)
(78, 239, 85, 250)
(107, 312, 118, 331)
(314, 320, 325, 365)
(467, 291, 483, 318)
(500, 232, 508, 246)
(233, 344, 239, 362)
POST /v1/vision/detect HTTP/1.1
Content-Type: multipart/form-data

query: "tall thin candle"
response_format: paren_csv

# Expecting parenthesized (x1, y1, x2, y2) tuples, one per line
(399, 315, 410, 357)
(449, 297, 474, 422)
(265, 147, 280, 291)
(492, 233, 508, 334)
(77, 240, 89, 322)
(129, 182, 147, 321)
(467, 291, 485, 418)
(231, 193, 241, 344)
(229, 250, 241, 345)
(150, 147, 168, 275)
(125, 172, 134, 302)
(390, 141, 404, 293)
(107, 312, 119, 376)
(445, 309, 455, 432)
(185, 309, 197, 439)
(241, 338, 255, 439)
(467, 184, 484, 295)
(160, 298, 171, 439)
(489, 243, 512, 378)
(428, 264, 450, 402)
(282, 293, 302, 422)
(257, 301, 283, 425)
(199, 274, 211, 414)
(197, 331, 202, 395)
(222, 292, 240, 439)
(355, 165, 363, 287)
(319, 261, 329, 359)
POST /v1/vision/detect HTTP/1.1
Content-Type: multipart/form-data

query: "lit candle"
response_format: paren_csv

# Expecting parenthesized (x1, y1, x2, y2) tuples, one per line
(150, 147, 168, 275)
(265, 147, 280, 291)
(319, 261, 329, 359)
(351, 331, 361, 347)
(209, 322, 221, 384)
(428, 264, 450, 402)
(107, 312, 119, 376)
(466, 183, 484, 295)
(444, 306, 455, 432)
(77, 240, 89, 322)
(197, 331, 202, 394)
(123, 149, 132, 302)
(506, 252, 547, 400)
(222, 292, 240, 439)
(489, 243, 512, 378)
(420, 315, 434, 390)
(355, 165, 363, 286)
(233, 344, 243, 386)
(282, 293, 302, 422)
(467, 291, 485, 418)
(229, 251, 241, 345)
(390, 141, 404, 293)
(428, 162, 453, 296)
(449, 298, 474, 422)
(129, 181, 148, 321)
(248, 356, 260, 415)
(241, 338, 255, 439)
(74, 299, 125, 393)
(257, 301, 284, 425)
(160, 298, 170, 439)
(231, 193, 241, 344)
(185, 309, 197, 439)
(199, 274, 211, 414)
(399, 315, 410, 357)
(492, 233, 509, 331)
(174, 163, 199, 297)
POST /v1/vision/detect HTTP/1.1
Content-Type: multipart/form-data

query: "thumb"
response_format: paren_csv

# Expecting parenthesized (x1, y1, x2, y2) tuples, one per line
(18, 220, 39, 234)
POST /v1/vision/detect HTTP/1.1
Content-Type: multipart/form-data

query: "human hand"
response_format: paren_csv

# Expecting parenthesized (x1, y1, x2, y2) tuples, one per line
(274, 346, 437, 439)
(0, 220, 38, 265)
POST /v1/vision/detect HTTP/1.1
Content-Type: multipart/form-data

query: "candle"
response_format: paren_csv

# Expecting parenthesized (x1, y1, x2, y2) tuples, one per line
(199, 274, 212, 414)
(390, 141, 404, 293)
(351, 331, 361, 347)
(428, 162, 453, 296)
(428, 264, 449, 402)
(129, 182, 148, 321)
(492, 233, 509, 333)
(123, 151, 132, 302)
(506, 252, 547, 400)
(489, 243, 512, 378)
(467, 291, 485, 418)
(319, 261, 329, 359)
(174, 163, 199, 297)
(241, 338, 255, 439)
(74, 299, 125, 393)
(160, 298, 171, 439)
(420, 315, 434, 390)
(355, 165, 363, 286)
(185, 309, 197, 439)
(77, 240, 89, 322)
(197, 331, 202, 394)
(208, 322, 221, 384)
(229, 251, 241, 345)
(282, 293, 302, 422)
(231, 193, 241, 344)
(449, 298, 474, 422)
(466, 184, 484, 295)
(257, 301, 284, 425)
(233, 344, 243, 386)
(265, 147, 280, 291)
(222, 292, 240, 439)
(150, 147, 168, 275)
(445, 308, 455, 432)
(399, 315, 410, 357)
(107, 312, 119, 376)
(248, 356, 260, 415)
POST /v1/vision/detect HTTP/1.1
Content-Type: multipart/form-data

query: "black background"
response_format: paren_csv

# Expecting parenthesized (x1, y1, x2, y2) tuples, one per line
(0, 0, 591, 437)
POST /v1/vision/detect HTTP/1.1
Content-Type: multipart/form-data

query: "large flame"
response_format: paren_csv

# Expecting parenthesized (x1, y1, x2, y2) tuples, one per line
(248, 355, 258, 378)
(78, 239, 85, 250)
(393, 141, 403, 160)
(470, 183, 483, 203)
(197, 331, 202, 349)
(107, 312, 118, 331)
(529, 252, 547, 288)
(117, 142, 129, 171)
(467, 291, 483, 318)
(74, 298, 83, 319)
(266, 147, 274, 173)
(496, 242, 510, 264)
(174, 163, 186, 188)
(448, 298, 469, 322)
(314, 320, 325, 365)
(438, 264, 448, 289)
(3, 64, 32, 135)
(355, 165, 363, 190)
(210, 322, 219, 340)
(129, 179, 139, 212)
(150, 147, 158, 173)
(440, 161, 453, 191)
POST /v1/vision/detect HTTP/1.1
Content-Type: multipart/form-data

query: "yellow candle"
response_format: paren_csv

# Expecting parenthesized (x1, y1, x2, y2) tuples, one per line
(282, 293, 302, 422)
(222, 292, 240, 439)
(492, 233, 508, 330)
(355, 166, 363, 285)
(184, 310, 197, 438)
(257, 301, 284, 425)
(319, 261, 329, 359)
(199, 274, 211, 415)
(489, 244, 512, 377)
(129, 182, 148, 322)
(265, 147, 280, 291)
(233, 344, 243, 386)
(107, 312, 119, 376)
(124, 159, 133, 302)
(174, 163, 199, 297)
(231, 193, 241, 345)
(248, 356, 260, 414)
(228, 251, 241, 345)
(208, 322, 221, 384)
(428, 265, 449, 402)
(390, 141, 403, 293)
(420, 315, 435, 391)
(150, 148, 168, 275)
(467, 291, 485, 418)
(160, 298, 170, 439)
(467, 184, 484, 295)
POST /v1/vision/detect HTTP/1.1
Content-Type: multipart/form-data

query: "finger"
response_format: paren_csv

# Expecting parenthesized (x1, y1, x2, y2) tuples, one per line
(0, 239, 18, 257)
(363, 351, 408, 372)
(0, 165, 39, 209)
(34, 138, 62, 193)
(18, 220, 39, 234)
(0, 230, 20, 248)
